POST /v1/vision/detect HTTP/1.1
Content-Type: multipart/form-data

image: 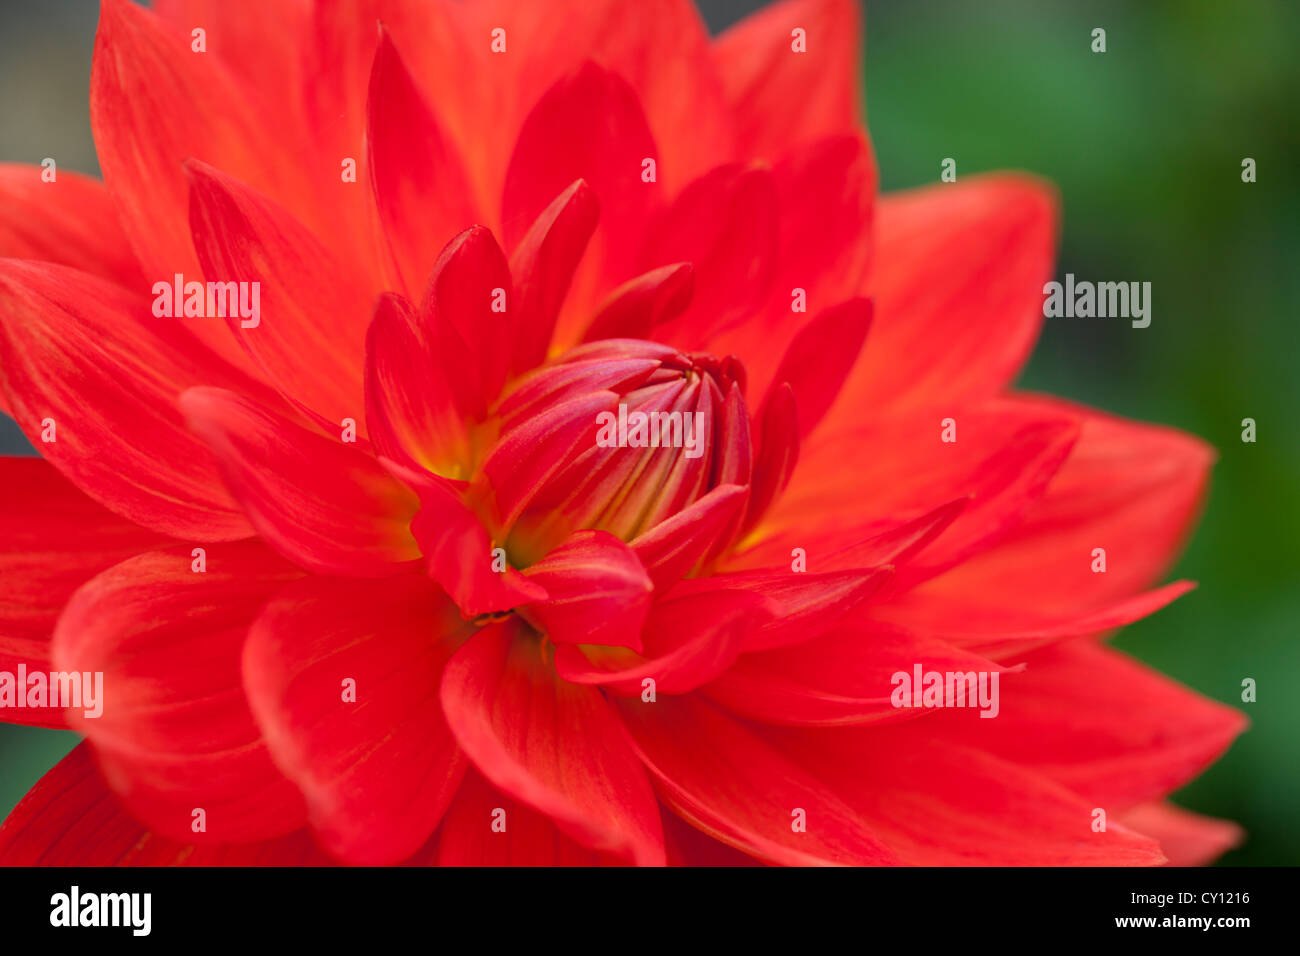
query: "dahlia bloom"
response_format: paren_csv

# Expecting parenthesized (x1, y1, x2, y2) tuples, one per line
(0, 0, 1245, 866)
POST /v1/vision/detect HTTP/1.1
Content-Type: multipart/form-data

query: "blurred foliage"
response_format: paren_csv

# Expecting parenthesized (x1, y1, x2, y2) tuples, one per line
(0, 0, 1295, 864)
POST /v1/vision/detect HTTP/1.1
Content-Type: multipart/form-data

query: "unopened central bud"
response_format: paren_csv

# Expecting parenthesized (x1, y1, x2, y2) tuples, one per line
(491, 339, 751, 565)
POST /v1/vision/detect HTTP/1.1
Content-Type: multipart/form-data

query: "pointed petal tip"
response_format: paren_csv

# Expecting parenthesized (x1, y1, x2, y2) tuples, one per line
(97, 0, 134, 27)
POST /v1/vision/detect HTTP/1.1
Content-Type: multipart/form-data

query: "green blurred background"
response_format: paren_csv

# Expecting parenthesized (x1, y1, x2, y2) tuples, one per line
(1, 0, 1295, 864)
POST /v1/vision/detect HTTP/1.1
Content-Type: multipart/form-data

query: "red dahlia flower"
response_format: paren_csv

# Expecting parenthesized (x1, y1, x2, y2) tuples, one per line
(0, 0, 1245, 866)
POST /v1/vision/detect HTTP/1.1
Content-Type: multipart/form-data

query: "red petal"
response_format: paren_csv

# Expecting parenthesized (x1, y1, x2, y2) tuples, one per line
(670, 566, 893, 652)
(726, 497, 967, 573)
(477, 390, 619, 530)
(829, 175, 1056, 421)
(152, 0, 313, 141)
(452, 0, 734, 203)
(896, 398, 1214, 618)
(496, 355, 660, 432)
(420, 226, 515, 418)
(243, 574, 471, 864)
(302, 2, 466, 190)
(180, 386, 420, 576)
(501, 63, 660, 347)
(703, 383, 755, 563)
(703, 620, 1007, 727)
(393, 460, 547, 618)
(274, 0, 405, 282)
(569, 0, 736, 189)
(90, 0, 308, 374)
(507, 180, 600, 376)
(706, 134, 876, 399)
(0, 744, 332, 865)
(440, 622, 665, 865)
(52, 542, 308, 841)
(641, 163, 780, 348)
(553, 589, 773, 695)
(765, 723, 1165, 865)
(0, 164, 142, 287)
(929, 641, 1246, 808)
(872, 580, 1198, 659)
(630, 483, 748, 590)
(0, 260, 259, 540)
(760, 297, 872, 440)
(896, 413, 1080, 579)
(0, 458, 167, 728)
(615, 694, 898, 865)
(713, 0, 863, 160)
(366, 29, 480, 298)
(1120, 802, 1243, 867)
(582, 263, 695, 343)
(745, 382, 799, 530)
(521, 530, 652, 650)
(433, 769, 624, 866)
(364, 293, 470, 476)
(765, 398, 1080, 577)
(187, 161, 377, 431)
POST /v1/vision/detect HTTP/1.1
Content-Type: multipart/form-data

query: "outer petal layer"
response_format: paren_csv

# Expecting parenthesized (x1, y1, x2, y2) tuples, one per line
(616, 694, 899, 865)
(888, 399, 1214, 618)
(927, 642, 1247, 809)
(0, 457, 167, 728)
(91, 0, 305, 373)
(829, 176, 1056, 422)
(244, 574, 471, 865)
(763, 399, 1080, 578)
(767, 723, 1167, 865)
(703, 620, 1007, 727)
(0, 744, 331, 865)
(0, 164, 142, 287)
(52, 542, 309, 842)
(1121, 802, 1244, 867)
(0, 261, 258, 540)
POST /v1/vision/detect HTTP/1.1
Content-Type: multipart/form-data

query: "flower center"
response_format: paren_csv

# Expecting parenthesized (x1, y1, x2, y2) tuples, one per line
(492, 339, 752, 566)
